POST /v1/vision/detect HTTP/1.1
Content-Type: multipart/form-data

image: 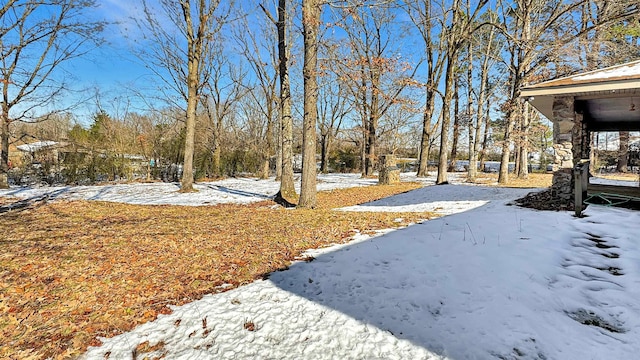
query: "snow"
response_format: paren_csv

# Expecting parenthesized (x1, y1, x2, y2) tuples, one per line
(3, 173, 639, 359)
(338, 184, 518, 215)
(0, 174, 383, 206)
(15, 140, 58, 152)
(573, 61, 640, 81)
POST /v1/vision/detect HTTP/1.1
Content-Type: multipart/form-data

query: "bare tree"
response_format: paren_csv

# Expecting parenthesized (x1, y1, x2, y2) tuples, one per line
(334, 3, 418, 176)
(262, 0, 297, 205)
(12, 111, 73, 144)
(468, 13, 501, 180)
(578, 1, 640, 70)
(377, 99, 421, 156)
(298, 0, 321, 208)
(317, 67, 349, 173)
(0, 0, 104, 188)
(130, 112, 159, 181)
(436, 0, 489, 185)
(136, 0, 232, 191)
(200, 53, 246, 178)
(464, 27, 475, 178)
(405, 0, 446, 177)
(448, 70, 462, 172)
(232, 9, 279, 179)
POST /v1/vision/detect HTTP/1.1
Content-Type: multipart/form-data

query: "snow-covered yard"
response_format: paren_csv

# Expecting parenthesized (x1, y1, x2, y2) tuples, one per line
(0, 173, 385, 206)
(3, 173, 639, 359)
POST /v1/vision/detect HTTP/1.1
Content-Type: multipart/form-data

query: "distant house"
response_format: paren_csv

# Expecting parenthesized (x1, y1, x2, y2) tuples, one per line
(16, 140, 60, 153)
(16, 141, 67, 166)
(14, 140, 150, 183)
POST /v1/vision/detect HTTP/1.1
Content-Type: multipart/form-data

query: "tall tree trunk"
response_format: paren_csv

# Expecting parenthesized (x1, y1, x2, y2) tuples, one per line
(499, 51, 521, 184)
(470, 83, 486, 180)
(276, 0, 296, 203)
(514, 133, 521, 176)
(211, 114, 222, 177)
(212, 146, 221, 177)
(365, 112, 378, 176)
(0, 110, 9, 189)
(479, 96, 491, 171)
(412, 0, 440, 179)
(517, 102, 529, 178)
(360, 74, 368, 177)
(465, 0, 476, 181)
(416, 102, 434, 177)
(299, 0, 320, 208)
(466, 46, 476, 180)
(589, 132, 597, 174)
(436, 0, 463, 185)
(499, 0, 531, 184)
(275, 116, 282, 181)
(181, 81, 197, 191)
(473, 24, 495, 178)
(448, 77, 461, 172)
(364, 67, 380, 176)
(320, 134, 330, 173)
(498, 103, 516, 184)
(437, 52, 457, 184)
(617, 130, 629, 172)
(260, 110, 274, 179)
(360, 123, 367, 176)
(180, 0, 200, 192)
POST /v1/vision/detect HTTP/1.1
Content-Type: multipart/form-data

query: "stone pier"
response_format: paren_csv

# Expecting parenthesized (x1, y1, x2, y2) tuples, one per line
(378, 155, 400, 185)
(550, 96, 586, 201)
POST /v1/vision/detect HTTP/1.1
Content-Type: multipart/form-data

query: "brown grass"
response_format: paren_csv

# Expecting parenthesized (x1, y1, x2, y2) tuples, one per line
(593, 172, 640, 182)
(471, 172, 553, 188)
(0, 182, 430, 359)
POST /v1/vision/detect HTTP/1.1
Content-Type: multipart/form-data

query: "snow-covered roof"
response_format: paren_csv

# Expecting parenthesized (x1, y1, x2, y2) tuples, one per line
(522, 60, 640, 93)
(123, 154, 146, 160)
(16, 141, 59, 152)
(573, 61, 640, 81)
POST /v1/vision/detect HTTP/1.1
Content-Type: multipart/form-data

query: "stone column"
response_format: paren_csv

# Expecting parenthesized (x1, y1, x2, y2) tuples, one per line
(378, 154, 400, 185)
(551, 96, 575, 200)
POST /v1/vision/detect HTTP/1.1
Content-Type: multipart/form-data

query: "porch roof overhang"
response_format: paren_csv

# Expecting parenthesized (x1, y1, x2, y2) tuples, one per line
(521, 60, 640, 131)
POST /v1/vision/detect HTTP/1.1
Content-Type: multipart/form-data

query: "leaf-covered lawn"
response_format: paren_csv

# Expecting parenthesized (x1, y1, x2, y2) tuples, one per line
(473, 172, 552, 188)
(595, 172, 640, 182)
(0, 182, 431, 359)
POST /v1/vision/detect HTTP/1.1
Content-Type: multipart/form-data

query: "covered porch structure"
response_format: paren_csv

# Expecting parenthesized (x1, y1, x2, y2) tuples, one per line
(521, 60, 640, 215)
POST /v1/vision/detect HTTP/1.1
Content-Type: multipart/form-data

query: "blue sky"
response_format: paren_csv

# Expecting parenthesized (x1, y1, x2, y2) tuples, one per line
(68, 0, 266, 121)
(66, 0, 157, 117)
(6, 0, 495, 134)
(25, 0, 495, 128)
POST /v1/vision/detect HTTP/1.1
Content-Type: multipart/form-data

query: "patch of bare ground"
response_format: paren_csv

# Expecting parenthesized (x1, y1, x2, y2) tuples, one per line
(469, 173, 553, 189)
(593, 172, 639, 182)
(0, 196, 16, 206)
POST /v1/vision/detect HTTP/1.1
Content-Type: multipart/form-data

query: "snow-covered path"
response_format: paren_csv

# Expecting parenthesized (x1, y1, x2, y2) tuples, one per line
(76, 181, 640, 360)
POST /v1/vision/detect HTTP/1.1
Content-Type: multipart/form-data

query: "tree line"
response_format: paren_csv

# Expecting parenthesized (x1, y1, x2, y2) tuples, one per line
(1, 0, 639, 208)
